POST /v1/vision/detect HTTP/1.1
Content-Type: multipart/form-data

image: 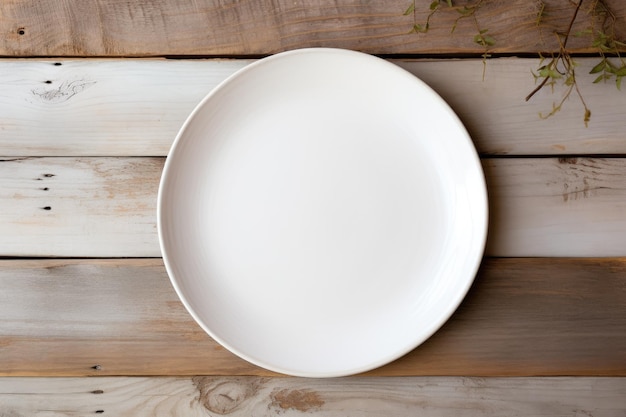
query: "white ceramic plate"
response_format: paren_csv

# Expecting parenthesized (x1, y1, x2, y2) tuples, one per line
(158, 48, 488, 377)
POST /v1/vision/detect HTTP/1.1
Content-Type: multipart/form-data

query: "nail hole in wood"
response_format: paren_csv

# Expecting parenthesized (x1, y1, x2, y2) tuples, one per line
(43, 173, 55, 177)
(92, 364, 102, 370)
(54, 62, 62, 66)
(44, 80, 52, 84)
(92, 390, 104, 394)
(41, 187, 49, 191)
(95, 410, 104, 414)
(17, 28, 25, 35)
(42, 206, 51, 211)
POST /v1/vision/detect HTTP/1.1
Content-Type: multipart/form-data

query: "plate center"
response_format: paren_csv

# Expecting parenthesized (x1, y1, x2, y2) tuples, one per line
(200, 106, 447, 327)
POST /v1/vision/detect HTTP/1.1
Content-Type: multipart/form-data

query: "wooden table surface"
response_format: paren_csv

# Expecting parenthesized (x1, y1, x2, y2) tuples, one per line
(1, 0, 626, 415)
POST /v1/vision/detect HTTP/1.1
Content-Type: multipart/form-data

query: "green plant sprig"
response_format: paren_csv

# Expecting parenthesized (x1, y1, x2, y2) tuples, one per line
(404, 0, 451, 34)
(584, 0, 626, 89)
(525, 0, 592, 126)
(404, 0, 492, 46)
(404, 0, 492, 78)
(405, 0, 626, 125)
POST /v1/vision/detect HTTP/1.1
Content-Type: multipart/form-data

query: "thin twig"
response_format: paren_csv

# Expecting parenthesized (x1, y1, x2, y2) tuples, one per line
(562, 0, 584, 49)
(525, 0, 584, 102)
(573, 73, 592, 126)
(525, 76, 550, 101)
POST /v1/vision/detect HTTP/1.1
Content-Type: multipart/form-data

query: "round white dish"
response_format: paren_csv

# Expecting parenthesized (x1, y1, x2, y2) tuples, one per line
(158, 48, 488, 377)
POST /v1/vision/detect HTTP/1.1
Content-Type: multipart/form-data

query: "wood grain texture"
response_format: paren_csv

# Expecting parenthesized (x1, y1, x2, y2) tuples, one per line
(1, 0, 624, 405)
(0, 59, 247, 156)
(484, 157, 626, 257)
(0, 157, 160, 257)
(1, 58, 625, 156)
(0, 258, 624, 376)
(3, 157, 626, 257)
(1, 0, 624, 56)
(0, 376, 625, 416)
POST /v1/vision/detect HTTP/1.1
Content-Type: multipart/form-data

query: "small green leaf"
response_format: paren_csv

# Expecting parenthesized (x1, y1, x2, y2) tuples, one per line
(446, 0, 452, 6)
(539, 68, 561, 79)
(538, 66, 561, 79)
(429, 0, 440, 11)
(592, 74, 605, 83)
(617, 76, 622, 90)
(616, 67, 626, 77)
(483, 35, 496, 46)
(584, 109, 591, 127)
(458, 6, 473, 15)
(535, 2, 545, 26)
(403, 2, 415, 15)
(410, 23, 428, 33)
(589, 59, 606, 74)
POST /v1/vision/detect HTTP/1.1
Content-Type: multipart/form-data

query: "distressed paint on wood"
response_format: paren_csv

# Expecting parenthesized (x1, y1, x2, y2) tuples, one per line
(1, 0, 625, 407)
(0, 157, 160, 257)
(484, 157, 626, 257)
(0, 58, 625, 156)
(0, 258, 624, 376)
(1, 0, 624, 56)
(3, 157, 626, 257)
(0, 59, 247, 156)
(0, 376, 624, 416)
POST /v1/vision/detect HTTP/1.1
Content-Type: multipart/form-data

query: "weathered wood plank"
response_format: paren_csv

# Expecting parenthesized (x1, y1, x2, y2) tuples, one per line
(0, 157, 160, 257)
(0, 376, 625, 416)
(396, 59, 626, 156)
(1, 0, 624, 56)
(484, 157, 626, 257)
(1, 58, 625, 156)
(0, 258, 624, 376)
(0, 59, 246, 156)
(3, 157, 626, 257)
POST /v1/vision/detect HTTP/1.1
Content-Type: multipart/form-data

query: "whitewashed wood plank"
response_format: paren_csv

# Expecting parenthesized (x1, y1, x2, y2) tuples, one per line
(0, 58, 624, 156)
(485, 157, 626, 257)
(3, 157, 626, 257)
(0, 377, 624, 417)
(1, 258, 624, 376)
(0, 157, 161, 257)
(396, 59, 626, 156)
(0, 59, 249, 156)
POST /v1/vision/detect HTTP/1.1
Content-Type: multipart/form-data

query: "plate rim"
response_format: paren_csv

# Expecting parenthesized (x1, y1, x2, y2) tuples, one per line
(157, 47, 489, 377)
